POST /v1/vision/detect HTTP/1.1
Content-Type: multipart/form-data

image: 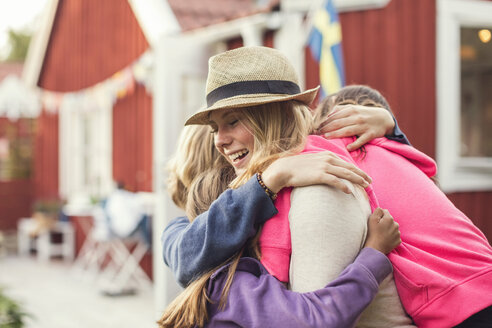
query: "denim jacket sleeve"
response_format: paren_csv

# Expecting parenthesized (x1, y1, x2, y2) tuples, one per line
(207, 247, 392, 328)
(161, 175, 278, 287)
(386, 116, 411, 145)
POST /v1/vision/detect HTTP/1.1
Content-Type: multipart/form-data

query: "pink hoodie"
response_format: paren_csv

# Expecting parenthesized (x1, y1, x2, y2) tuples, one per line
(259, 135, 492, 328)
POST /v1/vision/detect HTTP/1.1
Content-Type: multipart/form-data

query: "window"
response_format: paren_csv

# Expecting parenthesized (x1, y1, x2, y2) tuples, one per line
(437, 0, 492, 192)
(59, 103, 112, 200)
(460, 27, 492, 160)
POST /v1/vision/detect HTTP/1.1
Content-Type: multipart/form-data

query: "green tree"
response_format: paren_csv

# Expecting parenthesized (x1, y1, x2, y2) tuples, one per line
(4, 29, 31, 62)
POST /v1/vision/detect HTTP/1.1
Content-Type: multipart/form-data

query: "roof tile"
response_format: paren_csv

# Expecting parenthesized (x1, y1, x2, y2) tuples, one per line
(167, 0, 280, 31)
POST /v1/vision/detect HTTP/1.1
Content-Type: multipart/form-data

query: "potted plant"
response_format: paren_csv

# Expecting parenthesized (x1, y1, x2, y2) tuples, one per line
(0, 287, 30, 328)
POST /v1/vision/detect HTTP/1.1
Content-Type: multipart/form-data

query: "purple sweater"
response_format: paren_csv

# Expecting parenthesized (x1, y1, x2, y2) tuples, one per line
(205, 247, 392, 328)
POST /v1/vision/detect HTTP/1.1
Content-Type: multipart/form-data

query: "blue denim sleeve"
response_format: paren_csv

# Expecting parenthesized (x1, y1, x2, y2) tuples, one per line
(207, 248, 392, 327)
(385, 116, 411, 145)
(161, 175, 278, 287)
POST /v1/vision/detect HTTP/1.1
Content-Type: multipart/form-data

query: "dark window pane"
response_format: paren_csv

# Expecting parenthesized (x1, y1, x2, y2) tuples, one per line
(460, 27, 492, 157)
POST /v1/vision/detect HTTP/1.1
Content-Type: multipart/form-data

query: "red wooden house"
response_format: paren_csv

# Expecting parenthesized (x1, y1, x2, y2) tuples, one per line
(0, 62, 34, 231)
(22, 0, 492, 309)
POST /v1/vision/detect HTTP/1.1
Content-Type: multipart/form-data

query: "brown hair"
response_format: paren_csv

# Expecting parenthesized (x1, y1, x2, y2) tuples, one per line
(317, 85, 439, 184)
(314, 85, 394, 159)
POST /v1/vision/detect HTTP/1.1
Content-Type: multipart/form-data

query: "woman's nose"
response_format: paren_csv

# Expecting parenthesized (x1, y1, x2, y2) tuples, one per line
(214, 129, 231, 148)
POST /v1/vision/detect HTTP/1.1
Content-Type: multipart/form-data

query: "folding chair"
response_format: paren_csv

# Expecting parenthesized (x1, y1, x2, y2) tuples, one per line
(71, 209, 112, 281)
(91, 190, 154, 294)
(97, 215, 152, 294)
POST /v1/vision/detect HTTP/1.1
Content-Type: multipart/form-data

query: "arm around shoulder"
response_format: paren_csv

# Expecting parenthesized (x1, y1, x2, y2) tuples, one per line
(208, 249, 391, 328)
(161, 176, 278, 286)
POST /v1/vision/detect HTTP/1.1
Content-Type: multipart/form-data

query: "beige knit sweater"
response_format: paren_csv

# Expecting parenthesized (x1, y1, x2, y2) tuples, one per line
(288, 182, 415, 328)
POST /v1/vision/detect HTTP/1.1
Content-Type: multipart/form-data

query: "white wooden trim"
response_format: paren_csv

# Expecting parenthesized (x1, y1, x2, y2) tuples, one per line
(274, 12, 307, 89)
(127, 0, 181, 47)
(152, 36, 207, 314)
(22, 0, 59, 87)
(281, 0, 391, 13)
(436, 0, 492, 192)
(181, 13, 272, 44)
(240, 23, 264, 47)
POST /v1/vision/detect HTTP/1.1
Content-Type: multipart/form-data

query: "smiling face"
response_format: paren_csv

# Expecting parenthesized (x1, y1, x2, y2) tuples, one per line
(209, 109, 254, 176)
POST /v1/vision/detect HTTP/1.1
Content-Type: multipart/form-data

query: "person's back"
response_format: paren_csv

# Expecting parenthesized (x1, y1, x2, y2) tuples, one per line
(347, 136, 492, 327)
(283, 136, 414, 327)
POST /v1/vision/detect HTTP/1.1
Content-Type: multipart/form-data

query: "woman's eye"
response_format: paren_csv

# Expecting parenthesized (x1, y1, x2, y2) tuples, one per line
(229, 119, 238, 126)
(210, 127, 218, 134)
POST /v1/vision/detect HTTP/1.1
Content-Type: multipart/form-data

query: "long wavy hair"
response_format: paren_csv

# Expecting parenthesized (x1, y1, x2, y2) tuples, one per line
(166, 125, 232, 210)
(158, 100, 314, 328)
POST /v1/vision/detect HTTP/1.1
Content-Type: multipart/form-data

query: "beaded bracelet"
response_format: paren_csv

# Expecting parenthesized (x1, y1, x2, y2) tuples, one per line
(257, 172, 277, 201)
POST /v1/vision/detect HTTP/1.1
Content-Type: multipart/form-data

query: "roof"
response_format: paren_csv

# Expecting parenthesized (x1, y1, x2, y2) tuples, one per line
(0, 62, 23, 81)
(24, 0, 282, 87)
(167, 0, 280, 31)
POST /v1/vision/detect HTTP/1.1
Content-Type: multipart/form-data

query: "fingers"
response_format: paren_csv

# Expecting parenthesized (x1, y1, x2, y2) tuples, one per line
(321, 165, 370, 188)
(366, 208, 402, 253)
(370, 207, 384, 220)
(275, 151, 372, 193)
(322, 156, 372, 185)
(321, 116, 360, 134)
(346, 132, 376, 151)
(323, 126, 361, 140)
(324, 104, 357, 121)
(318, 175, 352, 194)
(378, 209, 401, 245)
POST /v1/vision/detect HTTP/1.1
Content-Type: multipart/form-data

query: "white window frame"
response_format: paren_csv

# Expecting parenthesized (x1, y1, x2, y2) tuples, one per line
(437, 0, 492, 192)
(281, 0, 391, 13)
(59, 101, 113, 201)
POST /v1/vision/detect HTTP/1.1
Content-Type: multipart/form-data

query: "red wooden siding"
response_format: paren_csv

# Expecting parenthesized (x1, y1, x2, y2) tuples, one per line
(447, 191, 492, 243)
(36, 0, 152, 197)
(112, 85, 153, 192)
(306, 0, 436, 157)
(33, 111, 59, 199)
(305, 0, 491, 241)
(0, 180, 33, 230)
(0, 118, 35, 228)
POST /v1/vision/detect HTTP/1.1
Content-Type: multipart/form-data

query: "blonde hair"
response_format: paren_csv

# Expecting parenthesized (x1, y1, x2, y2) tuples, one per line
(166, 125, 231, 211)
(158, 100, 314, 328)
(230, 101, 314, 188)
(161, 126, 234, 328)
(185, 166, 235, 219)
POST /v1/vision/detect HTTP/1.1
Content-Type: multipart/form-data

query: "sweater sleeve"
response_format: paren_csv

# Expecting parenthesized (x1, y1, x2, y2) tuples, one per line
(289, 182, 371, 292)
(208, 248, 392, 328)
(386, 116, 411, 145)
(161, 175, 278, 287)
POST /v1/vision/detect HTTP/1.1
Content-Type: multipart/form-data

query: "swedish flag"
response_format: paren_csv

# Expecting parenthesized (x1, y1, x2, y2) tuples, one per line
(309, 0, 345, 98)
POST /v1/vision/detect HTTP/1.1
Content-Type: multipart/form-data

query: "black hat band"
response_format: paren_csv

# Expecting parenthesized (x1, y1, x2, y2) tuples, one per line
(206, 80, 301, 107)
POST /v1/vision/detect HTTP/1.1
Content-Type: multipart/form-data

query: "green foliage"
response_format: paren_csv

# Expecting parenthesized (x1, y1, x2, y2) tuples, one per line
(0, 119, 35, 181)
(4, 29, 31, 62)
(0, 288, 29, 328)
(32, 199, 63, 216)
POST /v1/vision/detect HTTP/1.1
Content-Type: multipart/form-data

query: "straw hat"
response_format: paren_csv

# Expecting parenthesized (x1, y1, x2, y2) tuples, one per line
(185, 46, 320, 125)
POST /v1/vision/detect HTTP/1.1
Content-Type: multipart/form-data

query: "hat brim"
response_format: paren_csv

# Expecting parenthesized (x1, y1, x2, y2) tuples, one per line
(185, 86, 320, 125)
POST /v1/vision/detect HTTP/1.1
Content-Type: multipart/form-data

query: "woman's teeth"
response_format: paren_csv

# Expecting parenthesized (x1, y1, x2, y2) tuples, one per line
(229, 150, 249, 162)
